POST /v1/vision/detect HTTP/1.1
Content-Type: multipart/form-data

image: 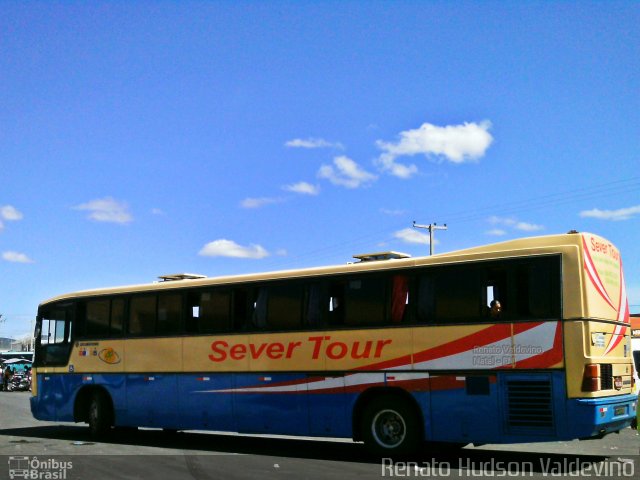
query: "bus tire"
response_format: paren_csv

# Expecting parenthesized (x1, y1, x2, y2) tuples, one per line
(88, 391, 112, 438)
(361, 395, 421, 455)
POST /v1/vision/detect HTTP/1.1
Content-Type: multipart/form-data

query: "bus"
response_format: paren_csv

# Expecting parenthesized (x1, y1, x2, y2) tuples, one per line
(0, 351, 33, 362)
(1, 351, 33, 373)
(30, 231, 636, 454)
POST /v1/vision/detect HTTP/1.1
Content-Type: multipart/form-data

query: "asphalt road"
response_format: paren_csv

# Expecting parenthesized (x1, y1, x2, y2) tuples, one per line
(0, 391, 638, 480)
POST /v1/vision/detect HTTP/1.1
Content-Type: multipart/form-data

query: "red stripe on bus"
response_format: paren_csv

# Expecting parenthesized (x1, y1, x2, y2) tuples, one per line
(512, 322, 563, 369)
(582, 236, 616, 310)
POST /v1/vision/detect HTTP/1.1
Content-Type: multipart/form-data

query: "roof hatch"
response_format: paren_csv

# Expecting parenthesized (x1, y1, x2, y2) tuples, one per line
(352, 251, 411, 262)
(158, 273, 207, 282)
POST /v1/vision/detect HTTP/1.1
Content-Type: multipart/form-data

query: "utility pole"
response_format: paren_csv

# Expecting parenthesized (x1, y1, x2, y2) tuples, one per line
(413, 221, 448, 256)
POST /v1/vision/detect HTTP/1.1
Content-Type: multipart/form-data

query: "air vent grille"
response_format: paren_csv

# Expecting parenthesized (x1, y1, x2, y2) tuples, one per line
(600, 364, 613, 390)
(506, 379, 554, 431)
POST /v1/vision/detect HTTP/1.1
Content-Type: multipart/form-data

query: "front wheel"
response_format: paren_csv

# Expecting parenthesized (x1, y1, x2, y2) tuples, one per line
(362, 395, 421, 455)
(88, 391, 113, 438)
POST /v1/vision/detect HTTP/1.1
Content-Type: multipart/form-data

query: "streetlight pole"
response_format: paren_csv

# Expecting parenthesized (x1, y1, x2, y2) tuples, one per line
(413, 221, 448, 255)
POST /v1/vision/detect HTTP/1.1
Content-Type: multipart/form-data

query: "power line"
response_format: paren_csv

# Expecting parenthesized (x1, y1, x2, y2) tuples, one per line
(258, 176, 640, 270)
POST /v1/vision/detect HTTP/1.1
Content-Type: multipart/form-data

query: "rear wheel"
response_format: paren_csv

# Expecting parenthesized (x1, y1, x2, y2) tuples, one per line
(88, 391, 112, 438)
(362, 395, 421, 455)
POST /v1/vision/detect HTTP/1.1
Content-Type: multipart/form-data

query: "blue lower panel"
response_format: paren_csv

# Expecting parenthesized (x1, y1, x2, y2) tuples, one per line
(178, 375, 234, 431)
(565, 394, 637, 439)
(31, 373, 86, 422)
(30, 371, 636, 443)
(234, 373, 310, 435)
(125, 374, 178, 428)
(429, 375, 501, 443)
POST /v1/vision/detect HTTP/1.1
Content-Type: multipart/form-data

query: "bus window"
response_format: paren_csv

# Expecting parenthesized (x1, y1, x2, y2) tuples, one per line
(129, 296, 156, 336)
(435, 267, 482, 322)
(232, 289, 251, 331)
(327, 280, 345, 326)
(267, 284, 303, 330)
(188, 290, 231, 333)
(110, 298, 125, 336)
(416, 274, 436, 323)
(86, 299, 110, 336)
(344, 276, 386, 326)
(304, 283, 324, 327)
(484, 257, 560, 320)
(485, 267, 507, 319)
(390, 275, 409, 324)
(252, 287, 268, 329)
(157, 293, 182, 335)
(526, 259, 559, 318)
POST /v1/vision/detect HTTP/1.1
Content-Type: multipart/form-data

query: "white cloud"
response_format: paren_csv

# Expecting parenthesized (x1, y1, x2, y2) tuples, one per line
(488, 216, 516, 226)
(394, 228, 432, 245)
(318, 156, 377, 189)
(285, 138, 343, 149)
(579, 205, 640, 221)
(380, 208, 406, 216)
(376, 121, 494, 178)
(151, 208, 165, 216)
(199, 239, 269, 259)
(74, 197, 133, 224)
(376, 154, 419, 179)
(515, 222, 544, 232)
(240, 197, 283, 209)
(282, 182, 320, 196)
(486, 216, 544, 234)
(0, 205, 23, 221)
(2, 251, 34, 263)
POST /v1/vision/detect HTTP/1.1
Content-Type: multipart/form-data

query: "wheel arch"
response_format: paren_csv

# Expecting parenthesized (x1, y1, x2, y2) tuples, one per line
(74, 385, 115, 424)
(352, 387, 424, 442)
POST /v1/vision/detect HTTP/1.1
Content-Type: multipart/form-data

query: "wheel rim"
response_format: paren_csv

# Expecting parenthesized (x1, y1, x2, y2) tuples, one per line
(89, 400, 99, 426)
(371, 409, 406, 448)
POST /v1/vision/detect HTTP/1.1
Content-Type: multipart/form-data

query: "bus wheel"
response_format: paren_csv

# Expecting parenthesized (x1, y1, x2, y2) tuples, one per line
(362, 395, 420, 455)
(88, 391, 112, 438)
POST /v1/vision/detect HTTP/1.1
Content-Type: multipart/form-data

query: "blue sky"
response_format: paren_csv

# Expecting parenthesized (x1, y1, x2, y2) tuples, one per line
(1, 2, 638, 339)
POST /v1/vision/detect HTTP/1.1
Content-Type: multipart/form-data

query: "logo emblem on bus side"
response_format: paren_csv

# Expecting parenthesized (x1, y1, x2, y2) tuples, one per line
(98, 348, 121, 365)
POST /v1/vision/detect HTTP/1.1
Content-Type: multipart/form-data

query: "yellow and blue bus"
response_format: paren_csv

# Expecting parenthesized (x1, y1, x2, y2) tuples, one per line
(30, 232, 636, 453)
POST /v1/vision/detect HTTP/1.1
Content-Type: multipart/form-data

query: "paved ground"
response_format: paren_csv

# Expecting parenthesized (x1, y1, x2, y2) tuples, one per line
(0, 391, 638, 479)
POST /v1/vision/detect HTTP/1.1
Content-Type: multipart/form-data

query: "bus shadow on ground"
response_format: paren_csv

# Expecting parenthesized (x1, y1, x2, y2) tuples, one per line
(0, 425, 617, 473)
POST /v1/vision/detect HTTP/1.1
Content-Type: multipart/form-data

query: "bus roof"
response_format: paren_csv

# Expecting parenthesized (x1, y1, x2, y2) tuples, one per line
(39, 231, 599, 306)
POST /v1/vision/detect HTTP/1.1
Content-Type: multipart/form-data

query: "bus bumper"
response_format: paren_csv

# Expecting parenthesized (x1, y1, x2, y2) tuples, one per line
(568, 394, 637, 439)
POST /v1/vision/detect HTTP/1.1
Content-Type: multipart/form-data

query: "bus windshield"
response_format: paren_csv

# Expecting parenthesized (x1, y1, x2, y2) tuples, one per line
(34, 302, 74, 366)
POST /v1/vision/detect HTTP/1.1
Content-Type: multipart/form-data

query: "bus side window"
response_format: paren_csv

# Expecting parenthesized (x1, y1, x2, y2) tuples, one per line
(327, 280, 345, 326)
(252, 287, 268, 330)
(110, 298, 125, 336)
(416, 274, 435, 323)
(86, 299, 110, 337)
(267, 284, 303, 330)
(232, 289, 251, 331)
(157, 293, 182, 335)
(485, 267, 507, 319)
(188, 290, 231, 333)
(525, 260, 559, 318)
(390, 275, 409, 324)
(432, 266, 482, 322)
(129, 295, 156, 336)
(304, 283, 324, 328)
(343, 276, 386, 326)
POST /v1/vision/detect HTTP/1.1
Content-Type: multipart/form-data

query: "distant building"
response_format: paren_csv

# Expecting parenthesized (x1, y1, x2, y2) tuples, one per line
(0, 337, 14, 350)
(632, 313, 640, 339)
